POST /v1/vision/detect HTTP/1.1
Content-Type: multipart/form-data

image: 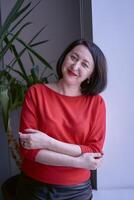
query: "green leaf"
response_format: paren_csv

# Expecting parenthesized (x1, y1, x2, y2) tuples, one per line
(0, 86, 10, 131)
(10, 2, 32, 32)
(29, 26, 47, 44)
(30, 40, 49, 47)
(30, 65, 40, 82)
(3, 36, 13, 53)
(0, 70, 12, 84)
(10, 1, 42, 33)
(13, 37, 53, 70)
(8, 44, 29, 82)
(6, 65, 27, 81)
(28, 52, 35, 66)
(9, 80, 26, 111)
(40, 77, 48, 83)
(0, 22, 32, 61)
(0, 0, 25, 44)
(8, 26, 48, 67)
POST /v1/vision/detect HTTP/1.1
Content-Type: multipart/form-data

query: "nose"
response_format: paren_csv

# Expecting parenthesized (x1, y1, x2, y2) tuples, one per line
(71, 61, 80, 71)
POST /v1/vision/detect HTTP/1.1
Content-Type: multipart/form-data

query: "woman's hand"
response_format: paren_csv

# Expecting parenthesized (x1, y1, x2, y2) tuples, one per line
(79, 153, 103, 170)
(19, 128, 51, 149)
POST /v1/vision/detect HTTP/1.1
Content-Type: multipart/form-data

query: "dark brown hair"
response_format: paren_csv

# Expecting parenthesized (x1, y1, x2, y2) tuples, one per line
(56, 39, 107, 95)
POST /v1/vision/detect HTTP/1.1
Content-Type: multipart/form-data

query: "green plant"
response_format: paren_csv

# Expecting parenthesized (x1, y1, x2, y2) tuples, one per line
(0, 0, 54, 168)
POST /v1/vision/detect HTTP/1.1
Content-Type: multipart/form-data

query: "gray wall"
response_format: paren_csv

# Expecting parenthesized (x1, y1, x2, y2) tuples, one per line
(0, 0, 92, 197)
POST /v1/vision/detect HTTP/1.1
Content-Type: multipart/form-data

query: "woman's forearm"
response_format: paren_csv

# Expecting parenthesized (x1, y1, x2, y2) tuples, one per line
(20, 129, 99, 158)
(48, 137, 82, 157)
(35, 149, 81, 168)
(35, 149, 102, 170)
(20, 129, 82, 157)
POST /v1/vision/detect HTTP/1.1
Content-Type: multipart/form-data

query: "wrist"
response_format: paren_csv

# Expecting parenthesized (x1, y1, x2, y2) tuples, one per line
(47, 136, 60, 151)
(73, 156, 86, 169)
(46, 136, 53, 150)
(41, 134, 52, 149)
(76, 155, 90, 169)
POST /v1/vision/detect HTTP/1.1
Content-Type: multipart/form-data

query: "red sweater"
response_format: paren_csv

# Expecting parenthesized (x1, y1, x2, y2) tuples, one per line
(19, 83, 106, 185)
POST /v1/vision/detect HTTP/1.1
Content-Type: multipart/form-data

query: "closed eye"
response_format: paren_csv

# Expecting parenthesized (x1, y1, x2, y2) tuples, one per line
(70, 54, 78, 61)
(81, 62, 89, 68)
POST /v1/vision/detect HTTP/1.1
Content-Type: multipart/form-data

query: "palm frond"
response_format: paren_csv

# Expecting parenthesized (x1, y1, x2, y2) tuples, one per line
(28, 52, 35, 66)
(30, 40, 49, 47)
(10, 0, 42, 33)
(0, 22, 32, 60)
(0, 86, 10, 131)
(9, 44, 29, 82)
(8, 26, 48, 67)
(14, 36, 53, 70)
(0, 0, 25, 44)
(6, 65, 27, 80)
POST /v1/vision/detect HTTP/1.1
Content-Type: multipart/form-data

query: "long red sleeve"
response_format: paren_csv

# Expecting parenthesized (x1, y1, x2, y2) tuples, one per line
(79, 96, 106, 154)
(19, 86, 40, 161)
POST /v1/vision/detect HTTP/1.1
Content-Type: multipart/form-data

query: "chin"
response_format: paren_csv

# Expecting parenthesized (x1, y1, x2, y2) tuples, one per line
(63, 76, 80, 86)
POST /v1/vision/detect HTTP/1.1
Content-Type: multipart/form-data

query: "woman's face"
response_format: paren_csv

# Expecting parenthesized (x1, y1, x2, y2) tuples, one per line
(61, 45, 94, 86)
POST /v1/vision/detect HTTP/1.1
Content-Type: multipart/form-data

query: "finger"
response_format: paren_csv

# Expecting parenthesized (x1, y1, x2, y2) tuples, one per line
(21, 141, 30, 149)
(19, 132, 29, 139)
(93, 153, 101, 156)
(86, 152, 102, 156)
(93, 153, 102, 158)
(21, 140, 26, 147)
(19, 132, 25, 137)
(25, 128, 37, 133)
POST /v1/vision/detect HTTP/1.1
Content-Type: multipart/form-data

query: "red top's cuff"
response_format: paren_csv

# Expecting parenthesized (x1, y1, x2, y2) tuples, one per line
(79, 145, 103, 154)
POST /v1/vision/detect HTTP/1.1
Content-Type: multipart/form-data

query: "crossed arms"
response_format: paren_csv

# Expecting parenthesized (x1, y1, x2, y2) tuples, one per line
(19, 128, 103, 170)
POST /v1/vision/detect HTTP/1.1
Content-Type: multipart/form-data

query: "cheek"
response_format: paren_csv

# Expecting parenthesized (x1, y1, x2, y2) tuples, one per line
(62, 59, 70, 70)
(87, 66, 94, 76)
(89, 69, 94, 76)
(61, 62, 66, 72)
(82, 68, 94, 79)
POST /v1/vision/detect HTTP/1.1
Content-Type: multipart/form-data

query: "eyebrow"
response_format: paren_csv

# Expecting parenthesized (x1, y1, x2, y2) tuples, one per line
(72, 52, 90, 64)
(83, 59, 90, 64)
(71, 52, 79, 57)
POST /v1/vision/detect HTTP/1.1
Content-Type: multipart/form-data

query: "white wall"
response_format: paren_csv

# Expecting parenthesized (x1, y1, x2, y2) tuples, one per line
(92, 0, 134, 189)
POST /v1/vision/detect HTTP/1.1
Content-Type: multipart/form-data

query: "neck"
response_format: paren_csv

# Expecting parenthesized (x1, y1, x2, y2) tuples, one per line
(56, 79, 81, 96)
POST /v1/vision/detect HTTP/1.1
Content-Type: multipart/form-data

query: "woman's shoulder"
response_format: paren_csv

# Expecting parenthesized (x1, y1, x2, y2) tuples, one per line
(25, 83, 48, 99)
(96, 94, 105, 102)
(29, 83, 56, 90)
(26, 83, 58, 96)
(91, 94, 105, 107)
(26, 83, 43, 93)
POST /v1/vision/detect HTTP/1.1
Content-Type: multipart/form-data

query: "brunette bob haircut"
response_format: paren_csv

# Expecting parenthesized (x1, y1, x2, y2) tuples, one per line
(56, 39, 107, 95)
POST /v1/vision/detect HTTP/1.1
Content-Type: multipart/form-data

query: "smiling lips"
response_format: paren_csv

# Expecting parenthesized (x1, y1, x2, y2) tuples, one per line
(67, 69, 78, 77)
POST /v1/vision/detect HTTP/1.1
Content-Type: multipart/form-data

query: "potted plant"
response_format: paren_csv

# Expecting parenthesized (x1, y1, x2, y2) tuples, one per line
(0, 0, 54, 198)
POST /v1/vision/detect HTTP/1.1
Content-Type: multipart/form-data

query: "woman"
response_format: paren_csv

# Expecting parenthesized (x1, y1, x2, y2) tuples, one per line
(16, 39, 107, 200)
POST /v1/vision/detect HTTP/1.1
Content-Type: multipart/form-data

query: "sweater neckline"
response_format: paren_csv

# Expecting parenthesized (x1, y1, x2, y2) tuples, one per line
(42, 83, 85, 99)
